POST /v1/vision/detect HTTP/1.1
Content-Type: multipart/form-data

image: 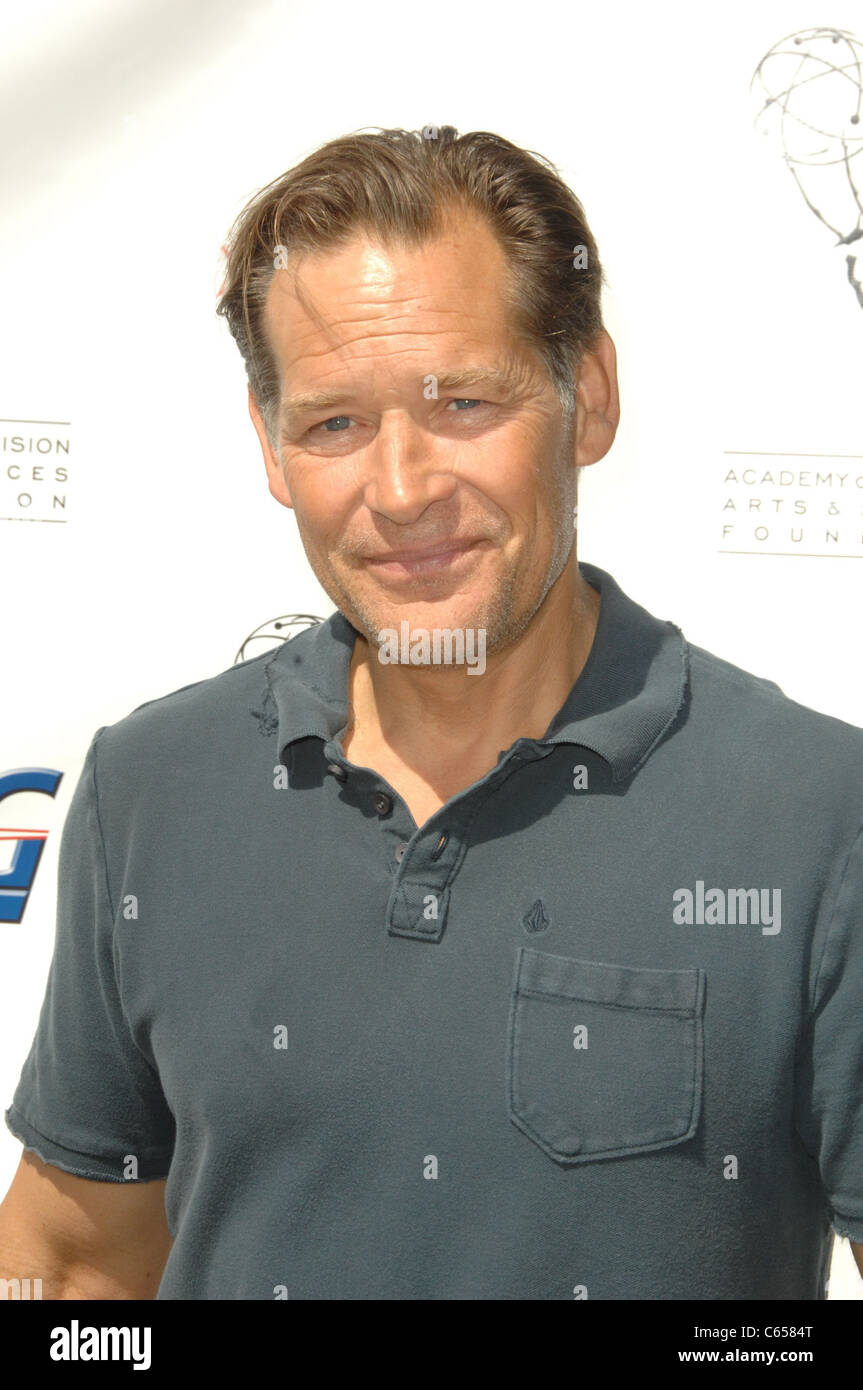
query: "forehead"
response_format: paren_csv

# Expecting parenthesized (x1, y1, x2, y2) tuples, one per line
(261, 210, 522, 378)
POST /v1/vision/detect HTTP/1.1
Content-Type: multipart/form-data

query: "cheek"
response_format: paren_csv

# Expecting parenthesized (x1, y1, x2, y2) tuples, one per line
(472, 437, 561, 524)
(283, 461, 356, 540)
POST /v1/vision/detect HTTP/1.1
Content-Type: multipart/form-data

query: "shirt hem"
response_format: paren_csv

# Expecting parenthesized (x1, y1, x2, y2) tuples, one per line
(830, 1209, 863, 1244)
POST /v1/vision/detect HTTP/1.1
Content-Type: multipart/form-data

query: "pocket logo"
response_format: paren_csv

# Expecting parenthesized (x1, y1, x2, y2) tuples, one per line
(522, 899, 550, 934)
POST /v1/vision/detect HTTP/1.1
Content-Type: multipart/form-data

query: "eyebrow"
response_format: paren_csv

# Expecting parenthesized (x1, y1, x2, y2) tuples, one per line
(280, 366, 518, 426)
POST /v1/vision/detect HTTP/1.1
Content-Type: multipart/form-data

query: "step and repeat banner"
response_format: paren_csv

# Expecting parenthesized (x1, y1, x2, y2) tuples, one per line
(1, 0, 861, 1297)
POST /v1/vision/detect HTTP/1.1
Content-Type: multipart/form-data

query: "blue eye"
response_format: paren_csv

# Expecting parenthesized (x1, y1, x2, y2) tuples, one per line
(306, 399, 488, 441)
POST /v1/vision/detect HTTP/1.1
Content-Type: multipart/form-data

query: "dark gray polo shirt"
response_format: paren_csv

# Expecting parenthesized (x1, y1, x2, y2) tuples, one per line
(6, 561, 863, 1300)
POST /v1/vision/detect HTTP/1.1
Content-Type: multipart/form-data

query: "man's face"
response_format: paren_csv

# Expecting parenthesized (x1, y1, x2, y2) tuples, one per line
(253, 209, 581, 658)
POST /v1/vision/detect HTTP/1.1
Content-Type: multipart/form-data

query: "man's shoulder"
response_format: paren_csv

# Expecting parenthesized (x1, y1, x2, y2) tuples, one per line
(91, 643, 289, 768)
(685, 636, 863, 769)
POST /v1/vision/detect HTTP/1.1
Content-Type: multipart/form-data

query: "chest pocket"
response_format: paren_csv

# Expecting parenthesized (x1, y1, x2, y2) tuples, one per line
(507, 947, 705, 1165)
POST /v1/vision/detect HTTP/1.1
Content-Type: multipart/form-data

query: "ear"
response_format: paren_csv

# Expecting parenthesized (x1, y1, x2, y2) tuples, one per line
(248, 387, 293, 510)
(572, 329, 620, 468)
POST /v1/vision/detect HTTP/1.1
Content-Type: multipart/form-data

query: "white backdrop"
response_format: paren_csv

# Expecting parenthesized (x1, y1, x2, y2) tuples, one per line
(1, 0, 861, 1297)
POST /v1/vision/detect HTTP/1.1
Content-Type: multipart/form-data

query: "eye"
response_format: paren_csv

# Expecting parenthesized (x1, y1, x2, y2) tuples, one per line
(302, 399, 492, 443)
(314, 415, 354, 433)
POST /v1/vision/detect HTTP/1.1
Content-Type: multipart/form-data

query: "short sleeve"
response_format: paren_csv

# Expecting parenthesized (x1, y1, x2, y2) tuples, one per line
(4, 727, 175, 1182)
(794, 819, 863, 1241)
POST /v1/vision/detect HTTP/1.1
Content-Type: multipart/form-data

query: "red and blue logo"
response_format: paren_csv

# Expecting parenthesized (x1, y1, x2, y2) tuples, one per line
(0, 769, 63, 923)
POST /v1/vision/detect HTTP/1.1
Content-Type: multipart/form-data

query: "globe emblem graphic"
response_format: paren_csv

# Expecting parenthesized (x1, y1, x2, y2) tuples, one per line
(752, 26, 863, 308)
(233, 614, 322, 666)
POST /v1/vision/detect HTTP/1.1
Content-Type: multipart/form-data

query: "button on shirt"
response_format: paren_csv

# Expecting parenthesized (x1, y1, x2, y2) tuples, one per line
(6, 562, 863, 1299)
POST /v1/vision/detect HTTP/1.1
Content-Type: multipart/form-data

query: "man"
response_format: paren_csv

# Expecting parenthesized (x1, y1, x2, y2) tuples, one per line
(1, 126, 862, 1300)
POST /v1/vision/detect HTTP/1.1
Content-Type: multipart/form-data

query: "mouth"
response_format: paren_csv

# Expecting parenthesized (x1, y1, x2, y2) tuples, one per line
(364, 538, 486, 576)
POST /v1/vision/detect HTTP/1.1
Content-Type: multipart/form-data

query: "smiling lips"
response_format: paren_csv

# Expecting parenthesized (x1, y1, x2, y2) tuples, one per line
(365, 538, 485, 573)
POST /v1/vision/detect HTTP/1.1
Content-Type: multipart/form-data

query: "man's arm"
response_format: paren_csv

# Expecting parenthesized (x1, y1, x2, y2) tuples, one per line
(0, 1149, 172, 1298)
(852, 1241, 863, 1280)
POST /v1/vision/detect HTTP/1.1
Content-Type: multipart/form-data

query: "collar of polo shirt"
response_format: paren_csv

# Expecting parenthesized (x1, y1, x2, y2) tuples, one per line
(260, 562, 689, 786)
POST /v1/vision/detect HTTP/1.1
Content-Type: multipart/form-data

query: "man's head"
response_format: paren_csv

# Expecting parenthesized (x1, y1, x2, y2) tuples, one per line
(217, 126, 619, 657)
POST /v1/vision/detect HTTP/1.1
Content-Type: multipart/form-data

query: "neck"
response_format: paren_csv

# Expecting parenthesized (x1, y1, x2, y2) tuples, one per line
(342, 553, 600, 778)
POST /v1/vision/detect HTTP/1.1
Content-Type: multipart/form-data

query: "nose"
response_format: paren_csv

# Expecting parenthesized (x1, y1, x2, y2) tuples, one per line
(361, 408, 458, 523)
